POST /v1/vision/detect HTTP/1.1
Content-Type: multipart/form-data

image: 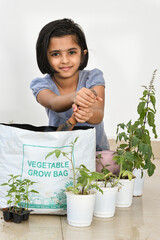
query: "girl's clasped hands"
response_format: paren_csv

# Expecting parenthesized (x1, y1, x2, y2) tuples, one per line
(72, 87, 103, 123)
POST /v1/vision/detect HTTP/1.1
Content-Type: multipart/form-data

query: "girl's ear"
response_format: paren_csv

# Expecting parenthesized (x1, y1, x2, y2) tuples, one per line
(83, 49, 87, 55)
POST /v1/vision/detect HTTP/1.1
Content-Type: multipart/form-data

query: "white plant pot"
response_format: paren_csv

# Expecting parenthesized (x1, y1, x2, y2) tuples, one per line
(66, 191, 96, 227)
(132, 168, 147, 196)
(94, 184, 118, 218)
(116, 178, 135, 208)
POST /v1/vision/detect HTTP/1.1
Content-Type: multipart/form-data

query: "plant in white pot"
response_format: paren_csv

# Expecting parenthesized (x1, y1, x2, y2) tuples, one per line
(94, 155, 119, 218)
(113, 69, 158, 197)
(66, 164, 103, 227)
(114, 156, 135, 207)
(45, 137, 103, 227)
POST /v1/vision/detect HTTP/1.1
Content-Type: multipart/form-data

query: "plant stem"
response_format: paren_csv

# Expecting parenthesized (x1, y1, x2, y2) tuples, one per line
(143, 91, 150, 127)
(26, 184, 29, 210)
(70, 147, 76, 190)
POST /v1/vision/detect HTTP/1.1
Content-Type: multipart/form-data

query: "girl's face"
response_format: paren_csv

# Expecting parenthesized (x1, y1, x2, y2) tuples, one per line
(47, 35, 87, 79)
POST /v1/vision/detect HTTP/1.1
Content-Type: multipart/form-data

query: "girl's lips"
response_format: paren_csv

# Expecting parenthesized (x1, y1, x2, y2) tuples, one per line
(60, 66, 72, 71)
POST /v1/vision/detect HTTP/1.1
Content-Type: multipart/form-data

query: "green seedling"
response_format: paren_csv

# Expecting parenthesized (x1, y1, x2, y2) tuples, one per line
(1, 175, 39, 212)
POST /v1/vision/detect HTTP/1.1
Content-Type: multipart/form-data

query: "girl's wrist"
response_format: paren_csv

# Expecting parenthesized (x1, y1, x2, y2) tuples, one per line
(87, 108, 104, 124)
(72, 92, 77, 104)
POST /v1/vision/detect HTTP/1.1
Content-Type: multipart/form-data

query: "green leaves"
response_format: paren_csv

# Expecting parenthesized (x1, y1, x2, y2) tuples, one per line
(147, 163, 156, 177)
(1, 175, 39, 210)
(116, 132, 128, 142)
(45, 149, 62, 159)
(131, 136, 139, 147)
(148, 112, 154, 126)
(137, 102, 145, 115)
(69, 164, 104, 195)
(150, 95, 156, 109)
(120, 170, 134, 181)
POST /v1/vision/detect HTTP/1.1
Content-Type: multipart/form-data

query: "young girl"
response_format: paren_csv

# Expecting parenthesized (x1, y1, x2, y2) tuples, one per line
(30, 18, 110, 150)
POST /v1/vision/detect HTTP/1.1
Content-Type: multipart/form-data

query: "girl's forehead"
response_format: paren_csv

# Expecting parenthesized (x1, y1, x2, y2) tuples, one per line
(48, 35, 79, 50)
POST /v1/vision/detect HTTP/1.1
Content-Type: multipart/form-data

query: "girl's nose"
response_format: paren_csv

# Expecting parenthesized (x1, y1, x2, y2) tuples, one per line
(61, 53, 69, 63)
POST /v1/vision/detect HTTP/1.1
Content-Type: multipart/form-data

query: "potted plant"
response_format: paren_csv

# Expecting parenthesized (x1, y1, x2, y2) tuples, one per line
(45, 137, 103, 227)
(113, 69, 158, 197)
(114, 156, 135, 207)
(1, 174, 39, 223)
(94, 154, 119, 218)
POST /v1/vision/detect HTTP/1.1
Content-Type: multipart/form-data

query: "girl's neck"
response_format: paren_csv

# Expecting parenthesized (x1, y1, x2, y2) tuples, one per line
(52, 70, 79, 94)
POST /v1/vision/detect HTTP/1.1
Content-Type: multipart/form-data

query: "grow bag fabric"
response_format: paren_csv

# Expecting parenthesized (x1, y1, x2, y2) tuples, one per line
(0, 124, 96, 215)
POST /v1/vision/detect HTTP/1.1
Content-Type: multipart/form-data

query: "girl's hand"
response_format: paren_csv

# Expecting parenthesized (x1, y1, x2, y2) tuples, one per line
(72, 104, 93, 123)
(73, 87, 102, 108)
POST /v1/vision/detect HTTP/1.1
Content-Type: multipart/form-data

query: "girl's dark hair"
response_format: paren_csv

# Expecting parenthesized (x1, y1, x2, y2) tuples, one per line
(36, 18, 89, 75)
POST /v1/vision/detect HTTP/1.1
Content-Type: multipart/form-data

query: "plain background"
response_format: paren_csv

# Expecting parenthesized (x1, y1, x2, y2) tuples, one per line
(0, 0, 159, 139)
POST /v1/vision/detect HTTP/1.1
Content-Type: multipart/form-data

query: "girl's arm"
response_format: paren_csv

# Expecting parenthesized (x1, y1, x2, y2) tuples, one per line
(73, 85, 105, 124)
(36, 87, 99, 112)
(37, 89, 76, 112)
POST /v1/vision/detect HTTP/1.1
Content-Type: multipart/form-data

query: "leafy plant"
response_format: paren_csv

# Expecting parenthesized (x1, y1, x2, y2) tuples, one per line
(113, 69, 158, 176)
(45, 137, 103, 195)
(1, 175, 39, 212)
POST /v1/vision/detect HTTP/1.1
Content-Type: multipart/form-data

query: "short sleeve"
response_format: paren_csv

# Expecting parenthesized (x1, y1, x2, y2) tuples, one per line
(86, 68, 105, 89)
(30, 75, 52, 99)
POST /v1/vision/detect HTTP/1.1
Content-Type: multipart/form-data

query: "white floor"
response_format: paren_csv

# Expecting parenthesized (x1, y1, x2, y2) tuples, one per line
(0, 159, 160, 240)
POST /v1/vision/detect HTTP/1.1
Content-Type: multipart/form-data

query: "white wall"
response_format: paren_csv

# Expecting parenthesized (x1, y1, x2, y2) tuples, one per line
(0, 0, 159, 139)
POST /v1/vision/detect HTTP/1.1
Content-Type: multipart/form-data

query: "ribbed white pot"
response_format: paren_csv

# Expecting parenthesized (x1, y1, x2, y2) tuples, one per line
(116, 178, 135, 207)
(132, 168, 147, 196)
(66, 191, 96, 227)
(94, 184, 118, 218)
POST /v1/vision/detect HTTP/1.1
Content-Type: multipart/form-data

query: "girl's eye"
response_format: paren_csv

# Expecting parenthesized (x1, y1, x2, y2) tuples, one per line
(51, 52, 60, 57)
(69, 51, 76, 55)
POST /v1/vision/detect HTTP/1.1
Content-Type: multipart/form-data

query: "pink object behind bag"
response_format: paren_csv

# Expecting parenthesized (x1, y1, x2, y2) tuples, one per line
(96, 150, 120, 175)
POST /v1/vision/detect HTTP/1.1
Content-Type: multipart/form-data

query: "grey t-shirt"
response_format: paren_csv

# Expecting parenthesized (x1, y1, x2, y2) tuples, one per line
(30, 68, 110, 150)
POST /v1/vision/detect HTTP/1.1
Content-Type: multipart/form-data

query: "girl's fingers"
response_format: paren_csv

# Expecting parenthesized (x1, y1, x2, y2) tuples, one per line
(75, 94, 96, 107)
(72, 103, 78, 112)
(73, 107, 93, 123)
(74, 88, 102, 108)
(74, 116, 86, 123)
(75, 88, 96, 105)
(96, 96, 103, 102)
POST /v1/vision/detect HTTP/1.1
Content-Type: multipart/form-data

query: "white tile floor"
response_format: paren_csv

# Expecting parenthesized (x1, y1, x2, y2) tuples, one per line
(0, 159, 160, 240)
